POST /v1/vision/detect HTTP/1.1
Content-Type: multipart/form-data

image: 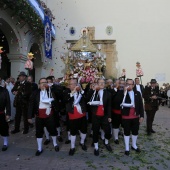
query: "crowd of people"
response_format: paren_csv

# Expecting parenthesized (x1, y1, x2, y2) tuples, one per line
(0, 72, 169, 157)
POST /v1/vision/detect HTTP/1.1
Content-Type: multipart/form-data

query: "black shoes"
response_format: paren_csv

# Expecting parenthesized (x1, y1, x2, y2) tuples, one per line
(80, 143, 87, 151)
(29, 123, 34, 128)
(35, 150, 43, 156)
(147, 129, 156, 135)
(105, 144, 112, 152)
(69, 148, 75, 156)
(114, 139, 119, 144)
(57, 136, 63, 142)
(151, 129, 156, 133)
(131, 146, 141, 153)
(94, 149, 99, 156)
(125, 151, 130, 156)
(91, 142, 94, 147)
(65, 140, 71, 144)
(11, 129, 20, 134)
(54, 145, 59, 152)
(44, 139, 50, 145)
(2, 145, 8, 151)
(22, 130, 28, 134)
(147, 132, 152, 136)
(89, 134, 93, 138)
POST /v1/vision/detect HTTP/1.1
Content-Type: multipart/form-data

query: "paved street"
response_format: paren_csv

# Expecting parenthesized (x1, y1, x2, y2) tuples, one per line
(0, 106, 170, 170)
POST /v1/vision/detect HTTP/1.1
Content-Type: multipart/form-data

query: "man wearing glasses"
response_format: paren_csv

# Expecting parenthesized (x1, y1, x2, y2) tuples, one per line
(27, 78, 59, 156)
(87, 78, 112, 156)
(120, 79, 144, 156)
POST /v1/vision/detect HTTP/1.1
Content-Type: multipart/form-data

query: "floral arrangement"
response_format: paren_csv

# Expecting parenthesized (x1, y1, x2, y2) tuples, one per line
(68, 63, 99, 84)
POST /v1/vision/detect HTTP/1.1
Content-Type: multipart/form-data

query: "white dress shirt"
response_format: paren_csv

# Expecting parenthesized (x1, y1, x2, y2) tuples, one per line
(136, 84, 142, 94)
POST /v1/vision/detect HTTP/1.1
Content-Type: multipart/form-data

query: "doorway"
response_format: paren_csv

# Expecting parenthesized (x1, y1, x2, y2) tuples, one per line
(0, 29, 10, 78)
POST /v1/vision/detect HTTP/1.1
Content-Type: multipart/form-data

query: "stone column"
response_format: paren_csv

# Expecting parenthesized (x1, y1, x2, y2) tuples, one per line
(8, 54, 27, 79)
(101, 43, 118, 79)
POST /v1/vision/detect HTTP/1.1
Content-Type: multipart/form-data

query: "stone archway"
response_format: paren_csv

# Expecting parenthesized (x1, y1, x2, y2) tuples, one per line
(0, 11, 27, 79)
(0, 17, 22, 79)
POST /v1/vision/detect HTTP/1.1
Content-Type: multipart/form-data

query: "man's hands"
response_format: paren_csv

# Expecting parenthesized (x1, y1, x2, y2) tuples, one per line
(6, 115, 10, 122)
(13, 91, 18, 95)
(151, 95, 157, 100)
(28, 119, 33, 124)
(139, 117, 144, 123)
(108, 118, 112, 123)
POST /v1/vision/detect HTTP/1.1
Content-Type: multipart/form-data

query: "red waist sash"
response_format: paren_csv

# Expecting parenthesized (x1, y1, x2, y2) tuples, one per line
(38, 108, 53, 118)
(112, 109, 121, 114)
(122, 108, 139, 119)
(68, 106, 86, 120)
(96, 105, 104, 116)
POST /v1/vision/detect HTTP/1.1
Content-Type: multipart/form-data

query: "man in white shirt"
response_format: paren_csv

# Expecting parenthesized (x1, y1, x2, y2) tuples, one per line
(133, 78, 144, 97)
(28, 78, 59, 156)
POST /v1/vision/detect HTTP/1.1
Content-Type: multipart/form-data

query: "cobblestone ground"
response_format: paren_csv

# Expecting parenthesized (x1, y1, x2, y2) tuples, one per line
(0, 106, 170, 170)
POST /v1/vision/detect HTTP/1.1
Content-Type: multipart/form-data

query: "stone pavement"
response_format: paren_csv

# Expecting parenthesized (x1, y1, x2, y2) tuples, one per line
(0, 106, 170, 170)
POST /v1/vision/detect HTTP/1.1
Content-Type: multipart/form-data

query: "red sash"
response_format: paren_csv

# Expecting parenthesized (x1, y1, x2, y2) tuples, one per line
(96, 105, 104, 116)
(112, 109, 121, 114)
(68, 106, 86, 120)
(122, 108, 139, 119)
(38, 109, 53, 118)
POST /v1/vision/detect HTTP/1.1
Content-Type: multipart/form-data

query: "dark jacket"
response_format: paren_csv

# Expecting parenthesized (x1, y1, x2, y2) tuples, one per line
(121, 90, 144, 118)
(143, 86, 160, 111)
(111, 89, 124, 110)
(86, 89, 112, 118)
(12, 80, 32, 106)
(63, 88, 86, 114)
(27, 88, 59, 119)
(133, 84, 144, 96)
(31, 82, 38, 92)
(0, 86, 11, 116)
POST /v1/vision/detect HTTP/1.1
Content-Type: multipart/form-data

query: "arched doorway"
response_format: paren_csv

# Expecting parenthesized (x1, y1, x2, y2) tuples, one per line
(0, 16, 24, 80)
(29, 43, 43, 83)
(0, 29, 10, 78)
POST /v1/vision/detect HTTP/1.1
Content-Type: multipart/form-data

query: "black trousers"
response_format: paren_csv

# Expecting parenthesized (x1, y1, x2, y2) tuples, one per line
(122, 118, 139, 136)
(0, 113, 9, 136)
(15, 104, 29, 131)
(54, 111, 60, 128)
(92, 114, 111, 143)
(36, 114, 57, 138)
(69, 116, 87, 136)
(111, 113, 122, 129)
(145, 109, 157, 132)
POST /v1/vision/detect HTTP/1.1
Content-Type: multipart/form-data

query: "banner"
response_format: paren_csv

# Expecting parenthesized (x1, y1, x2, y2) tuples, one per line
(44, 15, 52, 59)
